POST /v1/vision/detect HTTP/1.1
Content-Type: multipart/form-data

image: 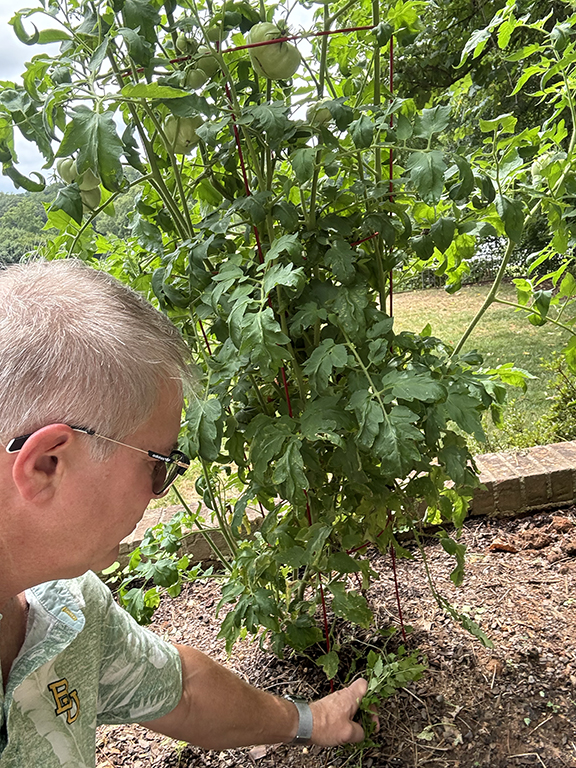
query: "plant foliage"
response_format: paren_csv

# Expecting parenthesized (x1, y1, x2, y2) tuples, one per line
(4, 0, 576, 689)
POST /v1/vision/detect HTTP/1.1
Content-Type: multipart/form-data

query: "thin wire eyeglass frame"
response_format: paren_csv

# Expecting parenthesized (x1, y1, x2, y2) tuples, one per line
(5, 425, 190, 496)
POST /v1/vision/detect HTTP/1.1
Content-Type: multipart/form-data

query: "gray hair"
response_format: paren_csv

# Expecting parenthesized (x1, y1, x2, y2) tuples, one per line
(0, 259, 192, 459)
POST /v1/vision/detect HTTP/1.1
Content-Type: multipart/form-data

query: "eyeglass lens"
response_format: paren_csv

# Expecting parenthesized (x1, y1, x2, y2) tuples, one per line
(151, 451, 189, 495)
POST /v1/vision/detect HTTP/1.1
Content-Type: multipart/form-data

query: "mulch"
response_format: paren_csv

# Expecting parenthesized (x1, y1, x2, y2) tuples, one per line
(96, 508, 576, 768)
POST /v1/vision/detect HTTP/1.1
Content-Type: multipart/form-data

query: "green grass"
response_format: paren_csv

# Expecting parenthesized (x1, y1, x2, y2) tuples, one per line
(393, 282, 570, 453)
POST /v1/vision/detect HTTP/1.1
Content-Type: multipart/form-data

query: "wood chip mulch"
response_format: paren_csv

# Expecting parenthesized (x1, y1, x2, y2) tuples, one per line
(96, 508, 576, 768)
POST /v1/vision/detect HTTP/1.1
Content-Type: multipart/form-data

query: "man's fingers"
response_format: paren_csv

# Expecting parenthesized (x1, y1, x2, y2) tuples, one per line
(346, 720, 366, 744)
(346, 677, 368, 712)
(368, 704, 380, 733)
(309, 677, 375, 747)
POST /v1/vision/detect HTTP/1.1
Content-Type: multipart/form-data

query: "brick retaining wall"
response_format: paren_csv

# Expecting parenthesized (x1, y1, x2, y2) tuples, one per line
(118, 440, 576, 565)
(471, 441, 576, 518)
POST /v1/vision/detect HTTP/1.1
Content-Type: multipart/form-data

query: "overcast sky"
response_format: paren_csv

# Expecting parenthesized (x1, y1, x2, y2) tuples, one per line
(1, 0, 60, 193)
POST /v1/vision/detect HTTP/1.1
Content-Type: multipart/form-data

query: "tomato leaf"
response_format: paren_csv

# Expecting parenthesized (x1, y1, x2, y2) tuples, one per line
(406, 150, 447, 204)
(184, 396, 223, 461)
(373, 22, 394, 47)
(316, 651, 339, 680)
(50, 183, 83, 224)
(2, 164, 45, 192)
(329, 583, 372, 628)
(57, 106, 124, 192)
(121, 0, 160, 43)
(430, 217, 456, 253)
(9, 12, 39, 45)
(495, 193, 524, 242)
(122, 83, 189, 99)
(290, 147, 316, 183)
(449, 155, 475, 201)
(349, 114, 374, 148)
(324, 239, 358, 285)
(413, 105, 451, 139)
(326, 551, 362, 573)
(303, 339, 348, 393)
(37, 29, 72, 44)
(239, 307, 290, 376)
(373, 406, 423, 477)
(272, 437, 309, 500)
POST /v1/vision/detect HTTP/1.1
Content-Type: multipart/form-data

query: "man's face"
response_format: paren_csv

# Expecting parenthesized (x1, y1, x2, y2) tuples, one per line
(64, 380, 184, 575)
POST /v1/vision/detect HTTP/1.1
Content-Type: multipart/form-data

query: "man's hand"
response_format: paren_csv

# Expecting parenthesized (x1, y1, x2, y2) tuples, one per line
(143, 646, 375, 750)
(309, 678, 374, 746)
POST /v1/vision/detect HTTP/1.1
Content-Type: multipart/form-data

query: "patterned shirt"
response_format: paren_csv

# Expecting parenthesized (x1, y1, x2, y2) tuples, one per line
(0, 571, 182, 767)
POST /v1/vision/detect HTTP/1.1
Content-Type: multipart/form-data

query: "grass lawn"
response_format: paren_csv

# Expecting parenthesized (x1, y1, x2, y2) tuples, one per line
(393, 282, 570, 452)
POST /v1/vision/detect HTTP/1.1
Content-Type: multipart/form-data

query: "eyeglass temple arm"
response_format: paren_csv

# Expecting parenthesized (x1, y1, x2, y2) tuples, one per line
(6, 427, 189, 470)
(77, 429, 189, 470)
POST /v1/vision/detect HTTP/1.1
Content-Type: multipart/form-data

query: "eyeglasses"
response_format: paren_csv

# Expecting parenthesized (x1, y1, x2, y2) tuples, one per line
(6, 425, 190, 496)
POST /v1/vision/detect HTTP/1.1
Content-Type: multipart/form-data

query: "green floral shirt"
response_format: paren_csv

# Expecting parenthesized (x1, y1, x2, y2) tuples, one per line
(0, 571, 182, 767)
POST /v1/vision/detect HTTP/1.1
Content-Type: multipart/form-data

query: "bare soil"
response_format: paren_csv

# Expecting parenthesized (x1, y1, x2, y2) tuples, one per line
(96, 509, 576, 768)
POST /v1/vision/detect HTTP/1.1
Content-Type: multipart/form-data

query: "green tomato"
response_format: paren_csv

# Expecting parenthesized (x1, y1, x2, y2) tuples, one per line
(307, 101, 332, 126)
(185, 68, 209, 90)
(56, 157, 77, 184)
(164, 115, 204, 154)
(247, 22, 280, 43)
(206, 26, 224, 42)
(77, 167, 101, 191)
(247, 22, 301, 80)
(56, 158, 100, 190)
(531, 151, 566, 184)
(81, 187, 101, 211)
(176, 33, 198, 54)
(196, 46, 220, 78)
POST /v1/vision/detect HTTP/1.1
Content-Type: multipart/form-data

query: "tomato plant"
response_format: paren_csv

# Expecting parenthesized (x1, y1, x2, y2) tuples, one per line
(4, 0, 576, 695)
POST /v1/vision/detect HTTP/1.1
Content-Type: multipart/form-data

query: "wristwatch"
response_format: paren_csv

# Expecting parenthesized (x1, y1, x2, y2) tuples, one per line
(285, 696, 313, 745)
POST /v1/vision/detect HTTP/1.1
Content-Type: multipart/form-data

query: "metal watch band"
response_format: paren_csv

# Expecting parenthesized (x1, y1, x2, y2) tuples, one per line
(285, 696, 313, 745)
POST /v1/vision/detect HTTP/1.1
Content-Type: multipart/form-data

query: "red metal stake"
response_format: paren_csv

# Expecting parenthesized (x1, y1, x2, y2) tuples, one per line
(389, 35, 395, 318)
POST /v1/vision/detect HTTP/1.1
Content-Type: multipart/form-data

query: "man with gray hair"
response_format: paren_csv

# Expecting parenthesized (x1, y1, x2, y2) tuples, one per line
(0, 260, 370, 766)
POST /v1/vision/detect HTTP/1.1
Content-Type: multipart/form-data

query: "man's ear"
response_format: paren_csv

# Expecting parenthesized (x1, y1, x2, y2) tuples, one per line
(10, 424, 78, 502)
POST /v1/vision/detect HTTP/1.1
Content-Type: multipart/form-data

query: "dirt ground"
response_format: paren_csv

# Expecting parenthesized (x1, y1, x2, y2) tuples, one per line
(96, 508, 576, 768)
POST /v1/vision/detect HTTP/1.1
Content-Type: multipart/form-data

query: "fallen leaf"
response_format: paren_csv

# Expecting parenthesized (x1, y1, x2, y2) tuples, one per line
(248, 745, 268, 761)
(552, 516, 574, 533)
(489, 539, 518, 553)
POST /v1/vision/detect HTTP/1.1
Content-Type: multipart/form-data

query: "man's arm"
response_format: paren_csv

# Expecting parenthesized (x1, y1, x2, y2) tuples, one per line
(141, 644, 368, 750)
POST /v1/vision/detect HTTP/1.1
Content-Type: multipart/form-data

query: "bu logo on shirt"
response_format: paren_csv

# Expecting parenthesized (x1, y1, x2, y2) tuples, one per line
(47, 679, 80, 724)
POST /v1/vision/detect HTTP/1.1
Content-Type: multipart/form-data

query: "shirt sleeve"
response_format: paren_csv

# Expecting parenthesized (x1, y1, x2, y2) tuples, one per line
(82, 574, 183, 725)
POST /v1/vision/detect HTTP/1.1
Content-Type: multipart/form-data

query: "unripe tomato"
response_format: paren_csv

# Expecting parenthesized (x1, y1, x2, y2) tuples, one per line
(185, 68, 209, 90)
(531, 151, 566, 184)
(57, 158, 100, 190)
(56, 157, 77, 184)
(77, 167, 101, 191)
(307, 100, 331, 126)
(81, 187, 101, 211)
(206, 26, 222, 42)
(164, 115, 204, 154)
(247, 22, 301, 80)
(196, 46, 220, 78)
(248, 22, 279, 43)
(176, 33, 198, 54)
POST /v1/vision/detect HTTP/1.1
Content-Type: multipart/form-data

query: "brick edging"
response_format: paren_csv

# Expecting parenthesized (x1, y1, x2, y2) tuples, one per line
(471, 441, 576, 517)
(118, 441, 576, 563)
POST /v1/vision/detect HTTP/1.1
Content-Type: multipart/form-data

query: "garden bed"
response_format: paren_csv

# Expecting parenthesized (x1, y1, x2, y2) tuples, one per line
(96, 508, 576, 768)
